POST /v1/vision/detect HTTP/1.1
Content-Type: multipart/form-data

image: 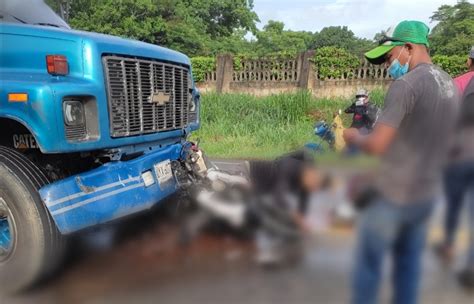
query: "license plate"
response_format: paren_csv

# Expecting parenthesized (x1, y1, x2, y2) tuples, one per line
(154, 160, 173, 186)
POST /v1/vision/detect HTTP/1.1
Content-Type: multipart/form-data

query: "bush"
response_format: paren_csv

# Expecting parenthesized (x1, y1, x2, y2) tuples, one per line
(232, 56, 242, 72)
(311, 47, 361, 80)
(191, 57, 216, 82)
(432, 55, 468, 77)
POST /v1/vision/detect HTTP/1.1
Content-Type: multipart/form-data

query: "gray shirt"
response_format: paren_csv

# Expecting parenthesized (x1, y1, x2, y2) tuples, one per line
(375, 63, 459, 204)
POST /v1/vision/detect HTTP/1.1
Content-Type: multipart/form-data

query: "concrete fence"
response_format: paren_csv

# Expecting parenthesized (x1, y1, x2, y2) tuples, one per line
(196, 51, 392, 98)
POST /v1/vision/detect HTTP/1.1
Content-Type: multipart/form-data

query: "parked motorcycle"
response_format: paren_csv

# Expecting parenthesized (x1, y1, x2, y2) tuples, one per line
(305, 112, 346, 153)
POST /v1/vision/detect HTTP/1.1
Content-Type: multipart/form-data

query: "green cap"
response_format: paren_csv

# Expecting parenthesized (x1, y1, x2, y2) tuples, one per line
(365, 20, 430, 65)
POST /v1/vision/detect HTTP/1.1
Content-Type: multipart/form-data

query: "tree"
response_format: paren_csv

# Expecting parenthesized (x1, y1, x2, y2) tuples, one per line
(182, 0, 259, 38)
(312, 46, 361, 80)
(254, 21, 314, 56)
(373, 30, 387, 43)
(209, 30, 255, 55)
(311, 26, 375, 56)
(51, 0, 258, 57)
(69, 0, 167, 44)
(430, 0, 474, 56)
(44, 0, 385, 58)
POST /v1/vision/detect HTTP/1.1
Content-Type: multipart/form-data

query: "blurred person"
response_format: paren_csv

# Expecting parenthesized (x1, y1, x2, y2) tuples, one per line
(437, 78, 474, 289)
(344, 89, 379, 134)
(344, 89, 379, 154)
(247, 150, 325, 266)
(436, 46, 474, 266)
(187, 149, 326, 266)
(343, 21, 459, 304)
(454, 46, 474, 93)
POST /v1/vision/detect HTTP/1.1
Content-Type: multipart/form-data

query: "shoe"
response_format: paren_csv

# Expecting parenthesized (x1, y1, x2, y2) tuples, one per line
(458, 268, 474, 290)
(433, 242, 455, 264)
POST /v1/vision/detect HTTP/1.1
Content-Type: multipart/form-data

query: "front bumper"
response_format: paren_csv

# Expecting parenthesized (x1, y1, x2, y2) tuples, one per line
(39, 142, 186, 234)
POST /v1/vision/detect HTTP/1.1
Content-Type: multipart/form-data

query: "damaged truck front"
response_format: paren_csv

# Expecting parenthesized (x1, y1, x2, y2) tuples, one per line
(0, 0, 199, 293)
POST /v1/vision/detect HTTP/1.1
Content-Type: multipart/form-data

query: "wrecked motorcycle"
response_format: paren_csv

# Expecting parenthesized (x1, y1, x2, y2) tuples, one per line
(173, 144, 306, 265)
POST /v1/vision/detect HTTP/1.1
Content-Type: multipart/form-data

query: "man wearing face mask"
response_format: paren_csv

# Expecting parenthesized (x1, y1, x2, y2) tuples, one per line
(343, 21, 459, 304)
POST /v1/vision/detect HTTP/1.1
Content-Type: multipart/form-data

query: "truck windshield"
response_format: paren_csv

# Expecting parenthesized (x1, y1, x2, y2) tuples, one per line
(0, 0, 70, 29)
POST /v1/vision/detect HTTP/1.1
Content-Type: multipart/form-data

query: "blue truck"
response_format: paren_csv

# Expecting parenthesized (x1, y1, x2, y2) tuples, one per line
(0, 0, 200, 293)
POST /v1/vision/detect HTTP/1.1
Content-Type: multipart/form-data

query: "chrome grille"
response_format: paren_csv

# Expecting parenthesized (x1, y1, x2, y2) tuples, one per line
(103, 55, 191, 138)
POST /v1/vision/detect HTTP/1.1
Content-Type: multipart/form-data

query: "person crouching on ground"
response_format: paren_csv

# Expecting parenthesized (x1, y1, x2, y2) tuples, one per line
(246, 150, 326, 267)
(343, 20, 459, 304)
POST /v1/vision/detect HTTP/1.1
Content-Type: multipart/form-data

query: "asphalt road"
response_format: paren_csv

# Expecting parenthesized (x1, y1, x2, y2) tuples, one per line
(4, 161, 474, 304)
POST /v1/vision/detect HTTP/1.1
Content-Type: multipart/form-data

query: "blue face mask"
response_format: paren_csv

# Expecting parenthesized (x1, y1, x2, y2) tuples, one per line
(388, 48, 410, 79)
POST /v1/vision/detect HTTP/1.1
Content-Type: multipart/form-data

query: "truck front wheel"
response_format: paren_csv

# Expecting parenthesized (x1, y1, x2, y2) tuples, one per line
(0, 147, 63, 294)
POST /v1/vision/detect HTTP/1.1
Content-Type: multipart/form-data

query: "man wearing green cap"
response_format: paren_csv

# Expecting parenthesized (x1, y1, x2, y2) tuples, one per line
(344, 20, 459, 304)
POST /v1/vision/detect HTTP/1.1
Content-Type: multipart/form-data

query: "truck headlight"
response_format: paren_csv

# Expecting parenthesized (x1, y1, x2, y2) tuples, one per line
(189, 98, 196, 112)
(62, 96, 99, 142)
(188, 76, 198, 113)
(189, 91, 200, 112)
(63, 100, 85, 126)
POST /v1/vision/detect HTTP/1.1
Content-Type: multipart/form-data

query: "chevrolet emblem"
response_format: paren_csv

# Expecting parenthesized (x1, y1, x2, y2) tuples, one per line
(150, 90, 171, 105)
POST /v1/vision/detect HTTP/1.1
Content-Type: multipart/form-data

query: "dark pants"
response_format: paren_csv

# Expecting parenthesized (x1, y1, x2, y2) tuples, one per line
(443, 162, 474, 245)
(352, 199, 433, 304)
(443, 161, 474, 267)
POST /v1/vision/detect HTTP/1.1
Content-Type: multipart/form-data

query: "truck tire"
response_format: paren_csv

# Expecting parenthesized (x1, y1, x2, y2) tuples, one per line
(0, 146, 63, 294)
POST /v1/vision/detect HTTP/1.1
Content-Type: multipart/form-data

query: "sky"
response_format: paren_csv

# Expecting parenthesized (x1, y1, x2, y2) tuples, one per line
(252, 0, 460, 39)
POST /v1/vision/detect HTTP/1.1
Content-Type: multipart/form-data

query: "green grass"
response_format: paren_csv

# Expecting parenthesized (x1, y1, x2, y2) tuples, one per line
(192, 89, 385, 160)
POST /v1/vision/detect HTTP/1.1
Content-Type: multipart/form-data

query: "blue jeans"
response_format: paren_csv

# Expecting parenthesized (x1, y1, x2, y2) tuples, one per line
(352, 199, 433, 304)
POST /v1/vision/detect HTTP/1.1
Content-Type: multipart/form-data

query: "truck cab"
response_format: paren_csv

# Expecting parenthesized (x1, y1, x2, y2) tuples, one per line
(0, 0, 199, 293)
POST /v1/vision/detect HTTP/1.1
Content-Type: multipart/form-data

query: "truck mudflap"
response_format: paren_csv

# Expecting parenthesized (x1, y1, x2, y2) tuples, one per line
(39, 143, 186, 234)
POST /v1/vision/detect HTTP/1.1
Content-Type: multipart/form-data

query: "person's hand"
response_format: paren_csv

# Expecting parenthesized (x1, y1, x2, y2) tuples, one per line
(343, 128, 359, 144)
(300, 220, 313, 235)
(292, 213, 313, 235)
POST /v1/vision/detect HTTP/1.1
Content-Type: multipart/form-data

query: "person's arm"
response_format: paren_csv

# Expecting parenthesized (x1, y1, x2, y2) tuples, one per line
(343, 80, 415, 155)
(344, 103, 356, 113)
(343, 123, 397, 155)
